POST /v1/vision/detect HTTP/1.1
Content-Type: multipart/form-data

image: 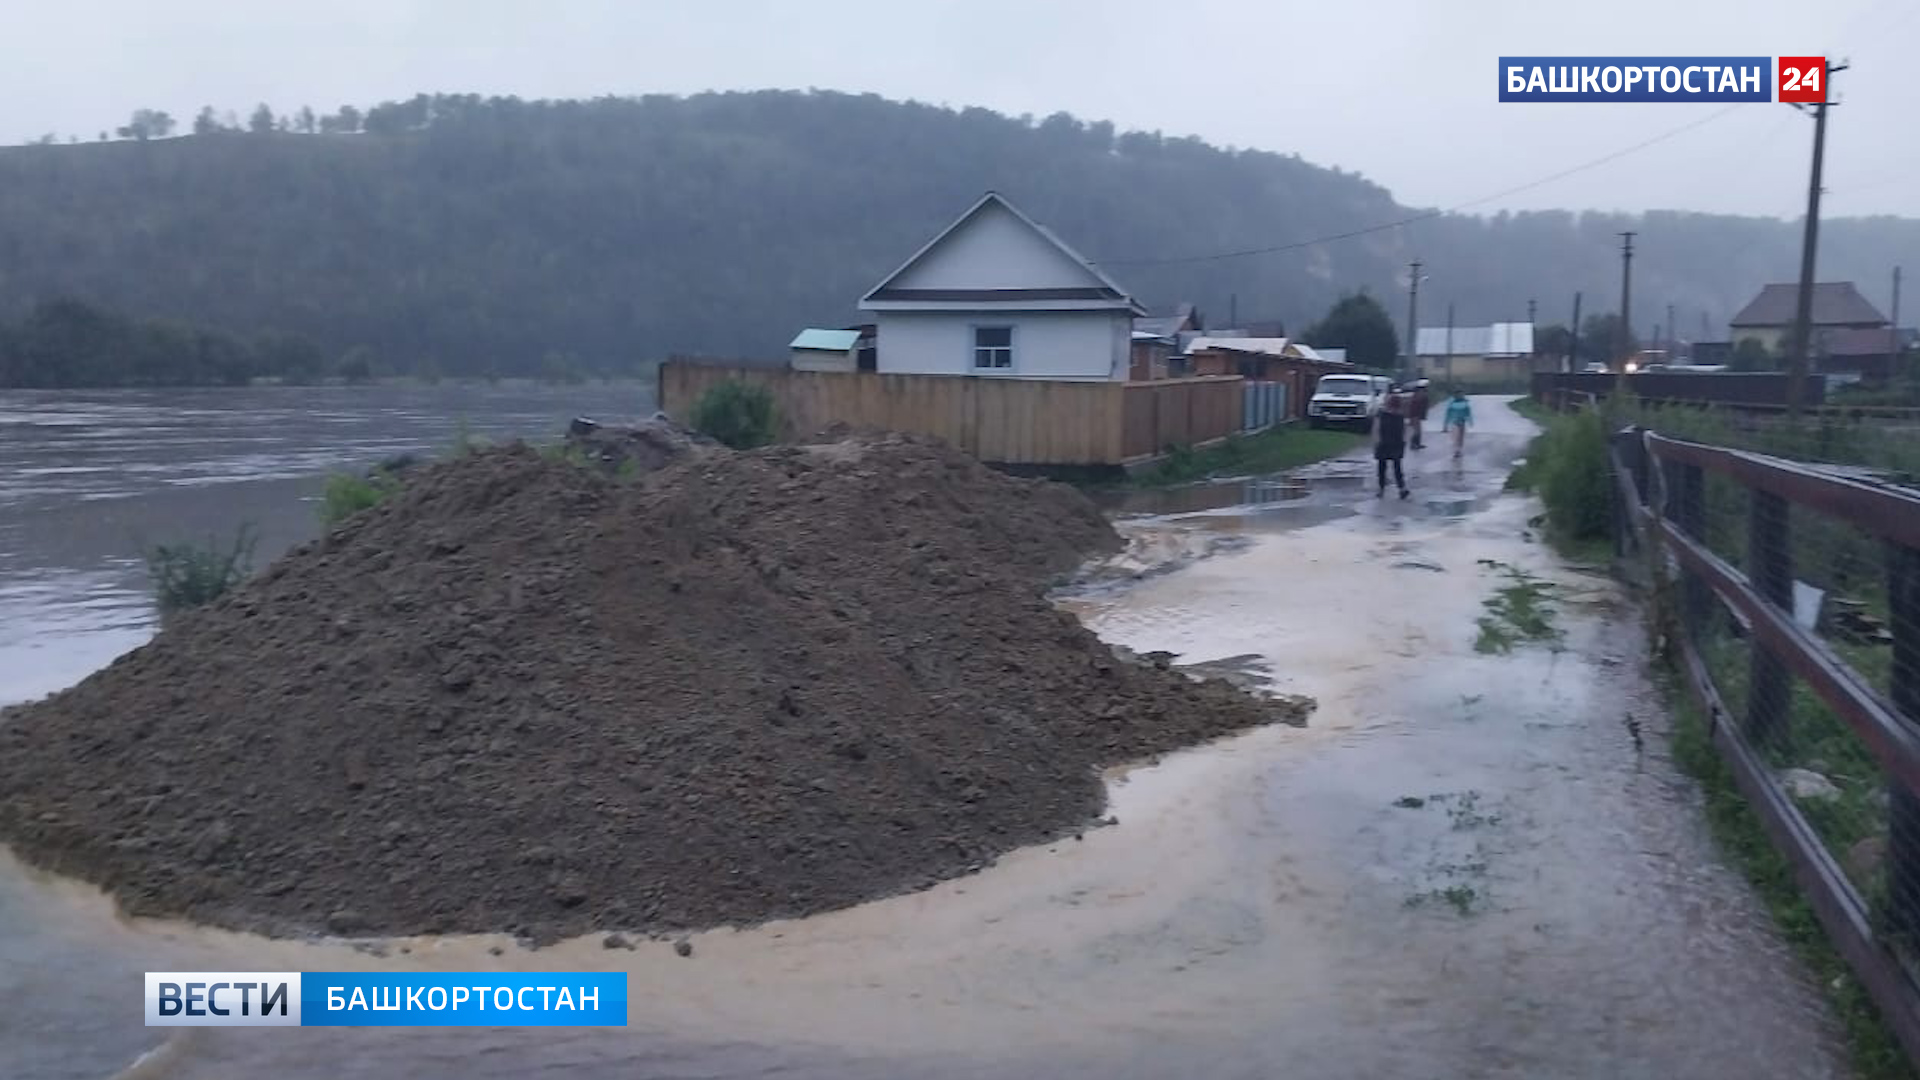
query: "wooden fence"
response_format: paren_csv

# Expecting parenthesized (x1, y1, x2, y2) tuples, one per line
(659, 361, 1248, 466)
(1609, 421, 1920, 1065)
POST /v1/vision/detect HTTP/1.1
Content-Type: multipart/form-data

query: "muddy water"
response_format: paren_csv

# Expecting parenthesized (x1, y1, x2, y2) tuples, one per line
(0, 399, 1846, 1079)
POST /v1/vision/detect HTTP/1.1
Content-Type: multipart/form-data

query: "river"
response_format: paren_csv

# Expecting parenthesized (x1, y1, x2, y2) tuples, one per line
(0, 394, 1846, 1079)
(0, 382, 656, 703)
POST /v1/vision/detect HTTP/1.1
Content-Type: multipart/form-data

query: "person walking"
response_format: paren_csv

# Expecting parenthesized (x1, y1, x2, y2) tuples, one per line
(1374, 388, 1409, 499)
(1408, 380, 1431, 450)
(1443, 390, 1474, 459)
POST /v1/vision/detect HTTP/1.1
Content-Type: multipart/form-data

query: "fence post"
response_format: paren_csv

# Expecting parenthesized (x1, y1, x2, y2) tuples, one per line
(1888, 541, 1920, 946)
(1746, 490, 1794, 748)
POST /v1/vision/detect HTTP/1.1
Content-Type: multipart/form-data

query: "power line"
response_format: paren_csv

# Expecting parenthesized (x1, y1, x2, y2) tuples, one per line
(1095, 104, 1745, 268)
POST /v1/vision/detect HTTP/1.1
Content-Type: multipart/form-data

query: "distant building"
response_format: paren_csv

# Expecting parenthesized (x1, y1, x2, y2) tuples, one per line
(1818, 327, 1904, 381)
(1131, 303, 1199, 380)
(1413, 323, 1535, 380)
(858, 192, 1146, 381)
(1728, 282, 1888, 355)
(788, 328, 865, 373)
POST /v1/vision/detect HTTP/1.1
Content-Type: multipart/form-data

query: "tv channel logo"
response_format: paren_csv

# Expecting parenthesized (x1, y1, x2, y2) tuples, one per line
(145, 972, 303, 1027)
(1499, 57, 1776, 102)
(145, 971, 629, 1026)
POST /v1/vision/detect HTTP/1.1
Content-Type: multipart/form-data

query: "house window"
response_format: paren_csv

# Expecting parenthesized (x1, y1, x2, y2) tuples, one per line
(973, 326, 1013, 370)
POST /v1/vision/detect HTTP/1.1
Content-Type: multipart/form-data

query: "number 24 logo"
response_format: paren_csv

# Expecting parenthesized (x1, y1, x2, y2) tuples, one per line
(1782, 65, 1822, 92)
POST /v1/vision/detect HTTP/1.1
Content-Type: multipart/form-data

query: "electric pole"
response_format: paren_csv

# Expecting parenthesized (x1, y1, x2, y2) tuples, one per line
(1894, 266, 1903, 335)
(1785, 58, 1848, 417)
(1618, 231, 1636, 364)
(1445, 302, 1455, 384)
(1527, 298, 1539, 372)
(1569, 292, 1583, 372)
(1406, 260, 1423, 375)
(1667, 302, 1676, 355)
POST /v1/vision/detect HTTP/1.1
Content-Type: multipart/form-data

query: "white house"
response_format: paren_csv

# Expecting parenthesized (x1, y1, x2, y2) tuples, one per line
(858, 192, 1147, 381)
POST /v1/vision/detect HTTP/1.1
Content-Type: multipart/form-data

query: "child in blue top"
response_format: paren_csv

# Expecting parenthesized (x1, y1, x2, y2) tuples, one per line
(1443, 392, 1473, 458)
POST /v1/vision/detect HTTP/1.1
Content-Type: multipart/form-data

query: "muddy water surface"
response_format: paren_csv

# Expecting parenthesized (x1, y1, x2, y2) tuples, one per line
(1, 398, 1846, 1079)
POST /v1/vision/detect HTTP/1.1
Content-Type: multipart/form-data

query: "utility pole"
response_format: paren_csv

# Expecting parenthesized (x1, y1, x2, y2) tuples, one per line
(1405, 259, 1423, 375)
(1568, 292, 1583, 372)
(1618, 231, 1636, 364)
(1894, 266, 1903, 333)
(1526, 298, 1539, 372)
(1785, 58, 1848, 417)
(1667, 302, 1677, 356)
(1445, 302, 1455, 384)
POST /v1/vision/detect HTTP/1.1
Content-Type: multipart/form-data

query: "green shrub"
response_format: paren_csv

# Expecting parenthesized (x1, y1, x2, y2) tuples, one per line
(1512, 407, 1612, 546)
(147, 525, 256, 615)
(320, 470, 399, 525)
(689, 379, 779, 449)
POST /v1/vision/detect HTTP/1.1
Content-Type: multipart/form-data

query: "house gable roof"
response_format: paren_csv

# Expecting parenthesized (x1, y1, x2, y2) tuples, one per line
(1730, 282, 1888, 328)
(860, 192, 1145, 315)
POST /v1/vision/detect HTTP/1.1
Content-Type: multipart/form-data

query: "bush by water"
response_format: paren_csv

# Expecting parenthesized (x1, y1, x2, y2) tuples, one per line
(689, 380, 779, 450)
(146, 525, 256, 614)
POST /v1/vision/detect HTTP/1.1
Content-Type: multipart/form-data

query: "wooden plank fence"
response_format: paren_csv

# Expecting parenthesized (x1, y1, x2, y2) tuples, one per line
(659, 361, 1248, 466)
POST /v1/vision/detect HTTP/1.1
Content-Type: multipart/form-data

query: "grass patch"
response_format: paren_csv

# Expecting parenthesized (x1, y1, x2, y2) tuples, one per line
(1128, 425, 1366, 488)
(1474, 563, 1564, 654)
(319, 470, 401, 526)
(146, 524, 256, 615)
(1508, 395, 1553, 425)
(1667, 681, 1915, 1080)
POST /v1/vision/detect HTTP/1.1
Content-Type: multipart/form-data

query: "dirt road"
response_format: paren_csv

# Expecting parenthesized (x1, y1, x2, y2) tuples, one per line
(0, 398, 1845, 1079)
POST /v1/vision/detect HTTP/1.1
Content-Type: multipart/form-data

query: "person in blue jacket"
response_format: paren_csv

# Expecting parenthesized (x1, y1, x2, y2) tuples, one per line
(1443, 390, 1474, 459)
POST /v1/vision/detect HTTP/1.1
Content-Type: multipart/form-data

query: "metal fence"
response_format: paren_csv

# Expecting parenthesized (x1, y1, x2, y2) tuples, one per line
(1608, 407, 1920, 1060)
(1242, 380, 1287, 433)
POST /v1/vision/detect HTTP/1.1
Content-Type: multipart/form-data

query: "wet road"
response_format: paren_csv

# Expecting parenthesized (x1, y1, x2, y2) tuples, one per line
(0, 397, 1846, 1079)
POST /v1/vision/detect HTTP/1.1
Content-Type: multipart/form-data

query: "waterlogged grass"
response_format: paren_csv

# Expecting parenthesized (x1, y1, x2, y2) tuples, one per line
(1474, 562, 1564, 654)
(1667, 681, 1916, 1080)
(319, 470, 401, 526)
(1128, 425, 1366, 488)
(147, 524, 256, 615)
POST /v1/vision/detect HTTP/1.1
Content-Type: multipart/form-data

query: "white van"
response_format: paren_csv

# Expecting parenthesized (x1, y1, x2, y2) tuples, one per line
(1307, 373, 1383, 429)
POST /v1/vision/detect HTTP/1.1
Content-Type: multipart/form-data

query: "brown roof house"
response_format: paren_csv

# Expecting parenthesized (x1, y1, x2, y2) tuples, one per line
(1728, 282, 1888, 357)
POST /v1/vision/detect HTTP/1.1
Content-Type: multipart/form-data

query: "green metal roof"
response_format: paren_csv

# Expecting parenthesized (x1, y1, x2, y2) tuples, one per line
(789, 328, 862, 351)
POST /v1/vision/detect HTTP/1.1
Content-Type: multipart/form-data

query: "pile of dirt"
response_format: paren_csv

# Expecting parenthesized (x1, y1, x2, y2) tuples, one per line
(0, 433, 1305, 943)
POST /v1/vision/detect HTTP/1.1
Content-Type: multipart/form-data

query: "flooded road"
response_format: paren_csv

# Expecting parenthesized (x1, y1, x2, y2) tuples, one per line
(0, 397, 1846, 1078)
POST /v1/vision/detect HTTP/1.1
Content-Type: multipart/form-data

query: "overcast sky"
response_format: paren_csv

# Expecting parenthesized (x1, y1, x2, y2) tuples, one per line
(5, 0, 1916, 220)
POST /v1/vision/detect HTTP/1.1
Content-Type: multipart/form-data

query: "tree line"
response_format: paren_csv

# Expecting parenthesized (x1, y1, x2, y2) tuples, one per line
(0, 299, 374, 388)
(4, 89, 1916, 383)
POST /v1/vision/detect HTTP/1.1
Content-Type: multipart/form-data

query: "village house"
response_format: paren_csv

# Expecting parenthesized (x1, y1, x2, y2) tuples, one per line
(1181, 337, 1352, 420)
(1413, 322, 1536, 380)
(1728, 282, 1888, 356)
(857, 192, 1147, 381)
(1130, 302, 1199, 380)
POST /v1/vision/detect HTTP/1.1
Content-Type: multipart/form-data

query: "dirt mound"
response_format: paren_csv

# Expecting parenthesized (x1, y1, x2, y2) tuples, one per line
(0, 433, 1303, 943)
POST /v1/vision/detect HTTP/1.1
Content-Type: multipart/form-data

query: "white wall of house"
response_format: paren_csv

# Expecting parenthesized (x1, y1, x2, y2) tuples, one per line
(876, 310, 1131, 381)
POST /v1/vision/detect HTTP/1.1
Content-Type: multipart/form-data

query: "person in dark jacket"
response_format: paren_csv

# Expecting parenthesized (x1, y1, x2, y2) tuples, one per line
(1374, 389, 1410, 499)
(1408, 381, 1432, 450)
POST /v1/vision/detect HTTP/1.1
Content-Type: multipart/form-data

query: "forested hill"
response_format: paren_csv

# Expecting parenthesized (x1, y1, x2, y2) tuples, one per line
(1, 90, 1915, 378)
